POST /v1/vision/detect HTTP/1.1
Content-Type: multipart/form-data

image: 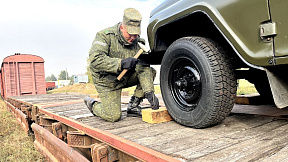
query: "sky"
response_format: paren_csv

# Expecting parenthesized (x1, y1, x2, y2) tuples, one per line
(0, 0, 164, 79)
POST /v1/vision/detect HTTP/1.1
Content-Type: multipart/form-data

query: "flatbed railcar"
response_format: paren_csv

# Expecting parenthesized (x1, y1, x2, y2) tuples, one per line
(4, 93, 288, 161)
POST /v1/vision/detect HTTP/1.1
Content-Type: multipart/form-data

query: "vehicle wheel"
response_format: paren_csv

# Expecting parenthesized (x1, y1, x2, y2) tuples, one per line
(160, 36, 237, 128)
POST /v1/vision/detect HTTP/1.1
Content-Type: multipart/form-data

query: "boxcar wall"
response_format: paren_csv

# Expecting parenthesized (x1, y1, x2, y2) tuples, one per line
(0, 53, 46, 98)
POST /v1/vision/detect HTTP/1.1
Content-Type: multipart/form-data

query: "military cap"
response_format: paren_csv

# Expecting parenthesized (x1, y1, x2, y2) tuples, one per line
(123, 8, 142, 35)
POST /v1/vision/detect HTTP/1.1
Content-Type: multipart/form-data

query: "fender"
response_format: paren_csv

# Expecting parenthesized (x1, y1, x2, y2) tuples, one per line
(148, 0, 273, 67)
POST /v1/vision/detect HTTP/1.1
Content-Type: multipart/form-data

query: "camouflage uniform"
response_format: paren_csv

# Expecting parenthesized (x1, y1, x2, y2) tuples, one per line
(89, 22, 156, 122)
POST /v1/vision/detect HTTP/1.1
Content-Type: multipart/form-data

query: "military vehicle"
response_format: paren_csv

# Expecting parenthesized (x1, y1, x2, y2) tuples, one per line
(147, 0, 288, 128)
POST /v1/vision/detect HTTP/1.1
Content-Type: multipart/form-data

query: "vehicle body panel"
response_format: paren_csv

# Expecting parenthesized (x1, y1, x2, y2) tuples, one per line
(269, 0, 288, 58)
(148, 0, 276, 66)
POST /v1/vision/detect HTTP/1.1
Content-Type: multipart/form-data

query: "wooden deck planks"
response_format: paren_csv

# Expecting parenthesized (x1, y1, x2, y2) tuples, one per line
(9, 94, 288, 161)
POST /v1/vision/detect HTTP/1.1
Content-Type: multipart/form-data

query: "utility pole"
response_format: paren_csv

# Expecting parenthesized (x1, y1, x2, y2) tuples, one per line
(66, 68, 68, 80)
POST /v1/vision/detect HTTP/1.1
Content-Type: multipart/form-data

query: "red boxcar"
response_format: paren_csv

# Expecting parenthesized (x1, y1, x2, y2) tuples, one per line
(0, 53, 46, 98)
(46, 82, 56, 91)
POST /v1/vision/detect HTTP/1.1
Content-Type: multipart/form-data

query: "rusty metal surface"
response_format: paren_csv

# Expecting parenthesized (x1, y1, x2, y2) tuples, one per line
(8, 94, 288, 161)
(67, 131, 94, 148)
(8, 94, 177, 161)
(32, 123, 90, 162)
(39, 108, 179, 162)
(91, 144, 109, 162)
(5, 100, 30, 133)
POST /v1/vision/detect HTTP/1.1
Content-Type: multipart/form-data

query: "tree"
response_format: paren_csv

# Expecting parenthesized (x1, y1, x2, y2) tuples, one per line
(50, 74, 57, 81)
(58, 70, 69, 80)
(45, 76, 51, 81)
(70, 75, 75, 85)
(45, 74, 57, 81)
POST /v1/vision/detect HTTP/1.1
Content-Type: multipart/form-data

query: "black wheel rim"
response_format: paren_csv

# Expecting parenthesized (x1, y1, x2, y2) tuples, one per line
(168, 57, 202, 112)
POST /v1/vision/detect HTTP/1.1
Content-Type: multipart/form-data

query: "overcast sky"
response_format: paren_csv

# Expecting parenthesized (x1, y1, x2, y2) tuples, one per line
(0, 0, 164, 78)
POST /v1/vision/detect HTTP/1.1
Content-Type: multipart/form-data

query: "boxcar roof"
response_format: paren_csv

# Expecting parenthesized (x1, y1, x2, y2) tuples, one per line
(2, 54, 44, 63)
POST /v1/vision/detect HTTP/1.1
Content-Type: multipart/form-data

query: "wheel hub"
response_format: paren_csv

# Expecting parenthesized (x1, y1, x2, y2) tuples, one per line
(171, 64, 202, 111)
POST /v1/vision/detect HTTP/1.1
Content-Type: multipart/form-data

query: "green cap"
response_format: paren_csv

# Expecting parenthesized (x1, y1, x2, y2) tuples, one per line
(123, 8, 142, 35)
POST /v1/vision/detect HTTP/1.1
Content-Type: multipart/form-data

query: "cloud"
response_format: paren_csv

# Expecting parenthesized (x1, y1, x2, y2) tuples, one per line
(0, 0, 165, 77)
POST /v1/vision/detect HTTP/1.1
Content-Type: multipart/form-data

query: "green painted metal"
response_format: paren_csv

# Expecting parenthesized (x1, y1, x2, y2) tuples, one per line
(269, 0, 288, 58)
(148, 0, 288, 66)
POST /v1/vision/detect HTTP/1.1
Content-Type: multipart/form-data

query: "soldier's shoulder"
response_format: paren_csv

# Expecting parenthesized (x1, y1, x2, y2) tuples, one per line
(98, 23, 119, 36)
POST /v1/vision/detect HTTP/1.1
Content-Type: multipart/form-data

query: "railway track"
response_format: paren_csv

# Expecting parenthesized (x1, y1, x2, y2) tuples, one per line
(4, 93, 288, 161)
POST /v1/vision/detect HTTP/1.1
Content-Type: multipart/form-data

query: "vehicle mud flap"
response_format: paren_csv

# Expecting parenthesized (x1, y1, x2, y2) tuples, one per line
(266, 68, 288, 108)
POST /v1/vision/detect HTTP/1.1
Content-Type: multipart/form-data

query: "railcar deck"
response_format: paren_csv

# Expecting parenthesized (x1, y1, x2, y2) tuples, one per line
(6, 93, 288, 161)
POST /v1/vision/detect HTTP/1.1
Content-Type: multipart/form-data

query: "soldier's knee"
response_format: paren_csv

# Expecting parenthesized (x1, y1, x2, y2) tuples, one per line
(108, 112, 121, 122)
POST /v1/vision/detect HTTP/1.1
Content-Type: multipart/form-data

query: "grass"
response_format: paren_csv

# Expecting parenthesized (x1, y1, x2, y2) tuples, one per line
(0, 98, 45, 162)
(48, 80, 257, 96)
(47, 83, 97, 95)
(47, 83, 162, 95)
(237, 79, 258, 95)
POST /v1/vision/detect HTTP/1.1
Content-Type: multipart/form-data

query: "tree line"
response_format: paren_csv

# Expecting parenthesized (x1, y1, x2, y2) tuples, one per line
(45, 68, 93, 84)
(46, 58, 93, 83)
(45, 70, 71, 81)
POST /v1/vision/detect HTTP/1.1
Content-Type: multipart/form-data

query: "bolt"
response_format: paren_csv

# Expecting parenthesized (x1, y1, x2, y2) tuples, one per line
(267, 37, 271, 41)
(268, 59, 274, 64)
(175, 81, 181, 88)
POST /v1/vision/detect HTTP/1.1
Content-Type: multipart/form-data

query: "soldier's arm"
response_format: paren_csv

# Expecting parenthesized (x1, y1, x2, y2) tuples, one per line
(89, 31, 121, 74)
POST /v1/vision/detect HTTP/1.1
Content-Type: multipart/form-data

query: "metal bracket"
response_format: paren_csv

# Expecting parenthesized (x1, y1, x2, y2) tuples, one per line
(39, 115, 57, 132)
(91, 143, 109, 162)
(67, 131, 98, 148)
(52, 122, 63, 140)
(260, 22, 277, 41)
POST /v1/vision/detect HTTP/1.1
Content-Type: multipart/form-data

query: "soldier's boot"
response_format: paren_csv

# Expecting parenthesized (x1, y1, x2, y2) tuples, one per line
(84, 97, 97, 116)
(145, 91, 159, 110)
(127, 96, 143, 117)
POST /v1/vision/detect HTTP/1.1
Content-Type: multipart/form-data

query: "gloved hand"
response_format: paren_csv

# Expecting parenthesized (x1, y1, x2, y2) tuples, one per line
(121, 57, 139, 70)
(145, 91, 159, 110)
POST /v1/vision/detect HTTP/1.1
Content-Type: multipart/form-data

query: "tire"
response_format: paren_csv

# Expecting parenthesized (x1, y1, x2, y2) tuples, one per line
(160, 37, 237, 128)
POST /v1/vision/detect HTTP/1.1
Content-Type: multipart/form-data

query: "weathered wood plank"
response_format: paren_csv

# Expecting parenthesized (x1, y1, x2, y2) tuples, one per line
(10, 94, 288, 161)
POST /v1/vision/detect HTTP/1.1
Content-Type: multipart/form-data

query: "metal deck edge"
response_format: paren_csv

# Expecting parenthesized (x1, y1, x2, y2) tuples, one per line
(4, 100, 29, 133)
(38, 107, 180, 162)
(32, 123, 90, 162)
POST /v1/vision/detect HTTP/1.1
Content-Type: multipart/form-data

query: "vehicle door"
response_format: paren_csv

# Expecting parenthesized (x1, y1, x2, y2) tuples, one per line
(269, 0, 288, 57)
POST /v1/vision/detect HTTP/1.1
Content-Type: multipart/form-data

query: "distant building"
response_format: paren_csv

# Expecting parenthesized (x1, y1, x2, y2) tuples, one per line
(58, 80, 70, 88)
(74, 74, 88, 84)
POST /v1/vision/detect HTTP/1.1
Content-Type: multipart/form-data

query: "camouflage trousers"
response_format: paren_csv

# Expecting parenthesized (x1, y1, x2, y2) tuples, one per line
(92, 65, 156, 122)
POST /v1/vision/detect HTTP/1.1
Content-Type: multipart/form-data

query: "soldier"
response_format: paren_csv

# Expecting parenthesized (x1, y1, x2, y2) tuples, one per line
(84, 8, 159, 122)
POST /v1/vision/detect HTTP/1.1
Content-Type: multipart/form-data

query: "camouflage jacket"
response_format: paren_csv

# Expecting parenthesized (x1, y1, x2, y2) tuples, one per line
(89, 23, 145, 87)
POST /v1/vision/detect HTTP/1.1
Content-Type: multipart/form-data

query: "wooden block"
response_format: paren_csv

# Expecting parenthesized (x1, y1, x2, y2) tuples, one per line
(235, 96, 250, 105)
(235, 93, 273, 105)
(90, 94, 99, 98)
(121, 91, 129, 96)
(142, 107, 172, 124)
(235, 94, 259, 105)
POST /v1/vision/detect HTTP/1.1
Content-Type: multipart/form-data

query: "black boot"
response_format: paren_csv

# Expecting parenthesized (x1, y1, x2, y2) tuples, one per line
(84, 97, 97, 116)
(145, 92, 159, 110)
(127, 96, 143, 117)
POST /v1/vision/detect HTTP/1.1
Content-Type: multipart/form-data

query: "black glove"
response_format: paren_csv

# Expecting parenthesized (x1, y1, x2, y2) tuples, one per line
(121, 57, 139, 70)
(145, 91, 159, 110)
